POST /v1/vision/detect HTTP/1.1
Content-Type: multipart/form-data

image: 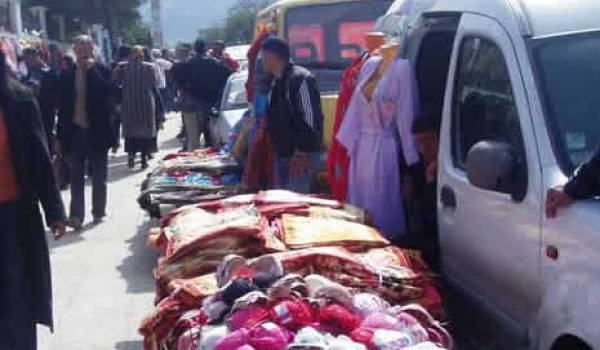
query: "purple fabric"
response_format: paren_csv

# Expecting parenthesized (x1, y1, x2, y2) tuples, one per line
(337, 56, 419, 239)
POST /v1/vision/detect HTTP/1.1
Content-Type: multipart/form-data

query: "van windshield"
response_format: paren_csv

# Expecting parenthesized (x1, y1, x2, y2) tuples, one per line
(284, 0, 391, 91)
(533, 31, 600, 171)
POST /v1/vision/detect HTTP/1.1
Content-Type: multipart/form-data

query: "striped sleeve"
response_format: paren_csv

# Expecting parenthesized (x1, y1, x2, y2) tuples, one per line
(298, 79, 315, 128)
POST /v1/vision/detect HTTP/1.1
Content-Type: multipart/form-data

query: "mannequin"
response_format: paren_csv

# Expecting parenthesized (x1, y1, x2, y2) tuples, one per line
(362, 43, 400, 101)
(327, 32, 385, 201)
(337, 41, 420, 239)
(364, 32, 386, 53)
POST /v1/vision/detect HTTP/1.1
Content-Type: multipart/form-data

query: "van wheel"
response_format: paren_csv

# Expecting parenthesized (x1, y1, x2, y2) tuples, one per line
(551, 336, 592, 350)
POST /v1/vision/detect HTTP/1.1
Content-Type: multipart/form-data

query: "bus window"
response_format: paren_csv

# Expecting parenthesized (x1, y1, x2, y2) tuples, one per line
(288, 24, 326, 63)
(285, 0, 392, 68)
(339, 21, 375, 59)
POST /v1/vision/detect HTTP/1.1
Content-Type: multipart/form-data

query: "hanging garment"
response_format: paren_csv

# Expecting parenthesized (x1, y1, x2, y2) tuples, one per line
(337, 56, 420, 239)
(327, 54, 369, 201)
(243, 119, 274, 189)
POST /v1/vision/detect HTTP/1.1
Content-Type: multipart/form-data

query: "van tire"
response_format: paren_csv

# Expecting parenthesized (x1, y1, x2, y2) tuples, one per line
(551, 335, 592, 350)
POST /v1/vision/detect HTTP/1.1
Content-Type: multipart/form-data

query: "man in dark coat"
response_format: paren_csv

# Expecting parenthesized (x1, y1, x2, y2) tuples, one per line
(57, 35, 115, 229)
(21, 47, 59, 155)
(0, 48, 66, 350)
(172, 39, 233, 150)
(262, 37, 324, 193)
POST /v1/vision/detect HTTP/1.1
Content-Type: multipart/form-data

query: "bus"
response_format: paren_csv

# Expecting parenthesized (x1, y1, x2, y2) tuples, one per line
(257, 0, 392, 147)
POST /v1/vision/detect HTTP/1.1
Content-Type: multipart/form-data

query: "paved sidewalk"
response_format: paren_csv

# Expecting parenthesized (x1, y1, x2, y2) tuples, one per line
(38, 114, 182, 350)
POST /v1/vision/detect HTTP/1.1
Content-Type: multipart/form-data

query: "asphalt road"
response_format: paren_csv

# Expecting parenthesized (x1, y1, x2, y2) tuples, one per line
(37, 114, 182, 350)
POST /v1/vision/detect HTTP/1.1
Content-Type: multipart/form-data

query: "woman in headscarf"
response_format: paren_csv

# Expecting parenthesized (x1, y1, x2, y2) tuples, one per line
(0, 46, 66, 349)
(114, 45, 158, 169)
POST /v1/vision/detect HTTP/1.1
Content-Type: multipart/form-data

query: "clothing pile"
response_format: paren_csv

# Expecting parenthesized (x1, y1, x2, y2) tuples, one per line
(140, 190, 452, 350)
(138, 150, 244, 217)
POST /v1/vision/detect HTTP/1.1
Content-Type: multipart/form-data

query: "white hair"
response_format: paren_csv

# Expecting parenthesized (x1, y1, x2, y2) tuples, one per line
(74, 34, 93, 46)
(151, 48, 162, 58)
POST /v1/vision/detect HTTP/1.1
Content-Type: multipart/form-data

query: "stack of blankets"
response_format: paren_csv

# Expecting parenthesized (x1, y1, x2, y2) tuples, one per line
(138, 150, 244, 217)
(140, 190, 452, 350)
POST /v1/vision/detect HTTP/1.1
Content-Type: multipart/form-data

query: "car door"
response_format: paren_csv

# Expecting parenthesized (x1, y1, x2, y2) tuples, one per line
(437, 13, 543, 342)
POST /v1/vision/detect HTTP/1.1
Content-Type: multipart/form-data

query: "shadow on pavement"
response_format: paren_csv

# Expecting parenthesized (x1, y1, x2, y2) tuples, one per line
(47, 222, 99, 249)
(115, 340, 144, 350)
(116, 219, 158, 294)
(107, 153, 148, 184)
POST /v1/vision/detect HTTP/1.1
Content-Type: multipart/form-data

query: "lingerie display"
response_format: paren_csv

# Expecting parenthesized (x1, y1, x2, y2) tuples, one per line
(337, 56, 420, 239)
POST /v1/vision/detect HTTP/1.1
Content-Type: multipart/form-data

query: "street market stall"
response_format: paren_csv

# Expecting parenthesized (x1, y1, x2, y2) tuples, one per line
(138, 179, 453, 350)
(138, 149, 244, 218)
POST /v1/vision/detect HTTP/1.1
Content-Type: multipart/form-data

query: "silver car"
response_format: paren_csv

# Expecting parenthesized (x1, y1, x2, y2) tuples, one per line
(210, 70, 249, 150)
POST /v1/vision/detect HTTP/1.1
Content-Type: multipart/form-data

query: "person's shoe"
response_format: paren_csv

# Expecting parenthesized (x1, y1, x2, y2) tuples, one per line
(68, 217, 83, 231)
(92, 216, 104, 225)
(128, 156, 135, 169)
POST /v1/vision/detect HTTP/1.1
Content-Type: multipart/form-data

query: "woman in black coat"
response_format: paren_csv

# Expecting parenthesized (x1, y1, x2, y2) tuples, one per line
(0, 49, 67, 349)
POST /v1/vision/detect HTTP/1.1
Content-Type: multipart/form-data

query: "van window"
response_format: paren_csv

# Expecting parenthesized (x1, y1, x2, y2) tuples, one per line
(452, 37, 525, 169)
(533, 31, 600, 171)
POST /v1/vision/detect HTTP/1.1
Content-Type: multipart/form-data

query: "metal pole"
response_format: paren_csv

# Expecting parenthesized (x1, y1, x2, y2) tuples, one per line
(150, 0, 164, 47)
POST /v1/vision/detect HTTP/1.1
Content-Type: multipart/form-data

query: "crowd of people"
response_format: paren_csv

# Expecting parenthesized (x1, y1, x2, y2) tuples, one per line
(1, 26, 598, 350)
(0, 34, 244, 349)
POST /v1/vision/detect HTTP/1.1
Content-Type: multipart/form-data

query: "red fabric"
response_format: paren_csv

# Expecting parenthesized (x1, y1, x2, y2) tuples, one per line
(0, 111, 20, 202)
(243, 120, 274, 189)
(327, 54, 369, 201)
(140, 297, 187, 350)
(227, 305, 271, 330)
(269, 299, 316, 331)
(246, 32, 270, 101)
(318, 304, 361, 335)
(350, 328, 377, 350)
(223, 54, 240, 71)
(248, 323, 294, 350)
(215, 329, 251, 350)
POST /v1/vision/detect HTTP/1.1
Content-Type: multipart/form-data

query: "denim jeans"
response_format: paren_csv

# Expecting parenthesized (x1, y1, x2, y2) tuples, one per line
(273, 152, 322, 194)
(69, 127, 108, 221)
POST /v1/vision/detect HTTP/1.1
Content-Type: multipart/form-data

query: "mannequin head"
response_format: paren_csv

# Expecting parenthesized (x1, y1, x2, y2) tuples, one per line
(364, 32, 386, 53)
(257, 23, 267, 35)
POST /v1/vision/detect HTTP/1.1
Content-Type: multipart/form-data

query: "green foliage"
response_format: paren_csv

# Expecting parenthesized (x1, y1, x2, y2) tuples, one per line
(22, 0, 149, 43)
(198, 0, 274, 45)
(120, 19, 152, 46)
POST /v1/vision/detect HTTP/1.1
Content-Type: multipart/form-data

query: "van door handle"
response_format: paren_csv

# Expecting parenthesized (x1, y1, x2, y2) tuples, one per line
(441, 185, 457, 209)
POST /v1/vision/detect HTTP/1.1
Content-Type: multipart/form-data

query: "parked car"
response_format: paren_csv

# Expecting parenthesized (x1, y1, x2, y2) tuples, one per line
(210, 70, 248, 150)
(226, 44, 251, 71)
(376, 1, 600, 349)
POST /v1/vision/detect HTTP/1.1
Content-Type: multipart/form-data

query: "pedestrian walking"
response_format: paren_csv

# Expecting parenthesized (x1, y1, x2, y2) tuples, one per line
(21, 47, 59, 155)
(262, 38, 324, 193)
(210, 40, 240, 71)
(114, 45, 158, 170)
(0, 46, 66, 350)
(152, 48, 173, 113)
(110, 45, 133, 154)
(173, 39, 233, 150)
(57, 35, 115, 230)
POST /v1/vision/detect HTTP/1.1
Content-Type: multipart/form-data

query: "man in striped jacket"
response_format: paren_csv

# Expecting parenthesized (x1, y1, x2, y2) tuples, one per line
(262, 37, 324, 193)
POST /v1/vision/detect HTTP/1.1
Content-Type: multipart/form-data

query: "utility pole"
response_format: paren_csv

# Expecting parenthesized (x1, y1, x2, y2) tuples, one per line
(150, 0, 165, 48)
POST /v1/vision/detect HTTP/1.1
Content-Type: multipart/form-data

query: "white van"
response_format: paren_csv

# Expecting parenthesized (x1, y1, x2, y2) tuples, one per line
(375, 1, 600, 349)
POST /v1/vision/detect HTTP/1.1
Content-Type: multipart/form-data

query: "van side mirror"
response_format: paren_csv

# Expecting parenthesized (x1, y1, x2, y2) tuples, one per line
(466, 141, 518, 197)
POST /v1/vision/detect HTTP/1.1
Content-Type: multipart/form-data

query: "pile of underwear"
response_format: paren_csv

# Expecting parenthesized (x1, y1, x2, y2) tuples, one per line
(138, 150, 244, 218)
(140, 190, 452, 350)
